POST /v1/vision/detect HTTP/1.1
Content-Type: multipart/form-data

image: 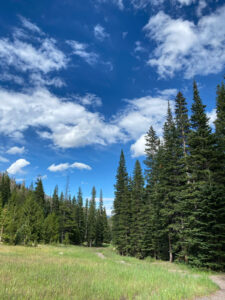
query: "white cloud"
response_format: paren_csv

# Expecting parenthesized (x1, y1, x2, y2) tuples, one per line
(94, 24, 109, 41)
(98, 0, 124, 10)
(19, 16, 43, 34)
(0, 37, 67, 74)
(71, 162, 92, 170)
(144, 5, 225, 78)
(48, 163, 70, 172)
(130, 134, 146, 157)
(134, 41, 146, 53)
(0, 16, 67, 91)
(74, 93, 102, 107)
(196, 0, 207, 16)
(6, 146, 25, 155)
(0, 87, 124, 148)
(116, 95, 172, 140)
(0, 73, 24, 85)
(48, 162, 92, 172)
(207, 108, 216, 127)
(7, 159, 30, 175)
(67, 40, 98, 65)
(0, 156, 9, 163)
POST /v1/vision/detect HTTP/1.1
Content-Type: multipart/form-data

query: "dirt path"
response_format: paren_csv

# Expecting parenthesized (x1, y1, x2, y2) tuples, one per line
(96, 252, 105, 259)
(197, 275, 225, 300)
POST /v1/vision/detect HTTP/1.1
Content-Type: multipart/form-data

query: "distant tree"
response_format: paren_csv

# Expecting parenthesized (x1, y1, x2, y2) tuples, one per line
(87, 187, 96, 247)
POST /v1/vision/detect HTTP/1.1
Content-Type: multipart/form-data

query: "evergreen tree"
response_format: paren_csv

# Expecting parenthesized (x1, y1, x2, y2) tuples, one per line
(187, 81, 215, 267)
(130, 160, 145, 258)
(35, 178, 45, 213)
(87, 187, 96, 247)
(77, 188, 85, 243)
(174, 92, 190, 263)
(113, 150, 131, 255)
(95, 190, 104, 246)
(0, 173, 11, 206)
(52, 185, 60, 215)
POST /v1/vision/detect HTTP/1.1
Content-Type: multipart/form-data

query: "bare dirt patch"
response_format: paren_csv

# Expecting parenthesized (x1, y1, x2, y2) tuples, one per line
(96, 252, 105, 259)
(197, 275, 225, 300)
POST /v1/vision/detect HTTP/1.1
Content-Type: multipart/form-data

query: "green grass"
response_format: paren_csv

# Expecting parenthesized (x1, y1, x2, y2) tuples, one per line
(0, 244, 218, 299)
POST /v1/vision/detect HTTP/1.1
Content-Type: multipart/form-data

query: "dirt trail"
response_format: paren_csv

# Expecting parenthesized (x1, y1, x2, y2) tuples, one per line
(96, 252, 105, 259)
(197, 275, 225, 300)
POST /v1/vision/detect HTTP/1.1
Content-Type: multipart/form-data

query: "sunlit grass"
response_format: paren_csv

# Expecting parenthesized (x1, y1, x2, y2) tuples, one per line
(0, 244, 217, 299)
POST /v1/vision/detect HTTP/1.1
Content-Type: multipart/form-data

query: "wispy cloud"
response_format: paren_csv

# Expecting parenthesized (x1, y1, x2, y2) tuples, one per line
(67, 40, 98, 65)
(94, 24, 109, 41)
(0, 156, 9, 163)
(6, 146, 25, 155)
(0, 16, 67, 89)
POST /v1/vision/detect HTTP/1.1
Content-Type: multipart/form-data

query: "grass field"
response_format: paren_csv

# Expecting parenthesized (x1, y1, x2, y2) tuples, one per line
(0, 244, 218, 300)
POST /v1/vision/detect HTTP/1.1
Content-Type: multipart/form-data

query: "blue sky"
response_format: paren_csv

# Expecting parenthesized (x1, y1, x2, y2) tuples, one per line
(0, 0, 224, 214)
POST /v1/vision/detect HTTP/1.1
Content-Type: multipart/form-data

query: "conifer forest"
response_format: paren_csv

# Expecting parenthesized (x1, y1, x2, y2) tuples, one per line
(112, 80, 225, 271)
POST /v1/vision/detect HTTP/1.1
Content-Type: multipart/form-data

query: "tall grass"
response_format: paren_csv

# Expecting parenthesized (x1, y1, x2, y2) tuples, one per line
(0, 245, 217, 299)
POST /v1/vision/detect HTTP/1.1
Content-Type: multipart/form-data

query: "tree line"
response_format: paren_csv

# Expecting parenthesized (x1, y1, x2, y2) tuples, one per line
(112, 80, 225, 271)
(0, 176, 111, 246)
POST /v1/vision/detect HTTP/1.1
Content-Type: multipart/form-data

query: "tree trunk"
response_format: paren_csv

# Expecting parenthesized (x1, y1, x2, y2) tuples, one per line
(168, 234, 173, 263)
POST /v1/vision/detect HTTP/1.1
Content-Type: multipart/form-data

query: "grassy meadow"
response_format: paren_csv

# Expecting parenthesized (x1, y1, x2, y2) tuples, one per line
(0, 244, 218, 299)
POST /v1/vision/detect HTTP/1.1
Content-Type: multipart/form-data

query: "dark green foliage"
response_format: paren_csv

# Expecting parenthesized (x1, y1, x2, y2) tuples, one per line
(112, 150, 131, 255)
(0, 173, 110, 248)
(87, 187, 97, 247)
(130, 160, 145, 258)
(113, 80, 225, 271)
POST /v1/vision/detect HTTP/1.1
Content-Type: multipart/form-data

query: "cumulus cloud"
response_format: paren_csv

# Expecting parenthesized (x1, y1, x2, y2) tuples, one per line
(6, 146, 25, 155)
(207, 109, 217, 127)
(48, 162, 92, 172)
(67, 40, 98, 65)
(7, 159, 30, 175)
(94, 24, 109, 41)
(0, 87, 125, 148)
(144, 5, 225, 78)
(130, 134, 146, 157)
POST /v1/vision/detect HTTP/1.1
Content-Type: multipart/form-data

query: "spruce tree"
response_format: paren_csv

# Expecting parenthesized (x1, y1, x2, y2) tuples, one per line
(130, 160, 145, 258)
(113, 150, 131, 255)
(87, 187, 96, 247)
(77, 187, 85, 243)
(187, 81, 215, 267)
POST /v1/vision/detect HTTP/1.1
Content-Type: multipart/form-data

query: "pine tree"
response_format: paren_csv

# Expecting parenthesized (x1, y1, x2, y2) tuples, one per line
(43, 212, 59, 244)
(174, 91, 190, 263)
(211, 81, 225, 269)
(102, 207, 111, 243)
(52, 185, 59, 215)
(130, 160, 145, 258)
(95, 190, 104, 246)
(0, 173, 11, 206)
(113, 150, 131, 255)
(160, 103, 181, 262)
(84, 198, 89, 243)
(35, 178, 45, 213)
(87, 187, 96, 247)
(187, 81, 215, 267)
(77, 188, 85, 243)
(144, 126, 161, 259)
